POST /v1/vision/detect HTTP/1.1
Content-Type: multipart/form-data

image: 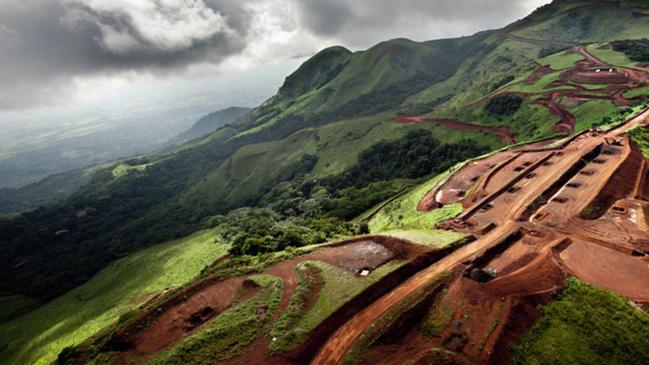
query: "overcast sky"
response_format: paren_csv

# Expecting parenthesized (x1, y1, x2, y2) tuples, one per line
(0, 0, 550, 117)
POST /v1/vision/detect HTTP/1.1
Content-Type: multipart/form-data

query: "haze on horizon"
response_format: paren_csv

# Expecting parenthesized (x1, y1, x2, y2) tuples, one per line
(0, 0, 548, 116)
(0, 0, 548, 188)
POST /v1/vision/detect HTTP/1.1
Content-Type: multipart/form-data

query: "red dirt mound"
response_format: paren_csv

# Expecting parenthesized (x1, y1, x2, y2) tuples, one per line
(417, 152, 519, 212)
(129, 277, 244, 356)
(562, 69, 630, 85)
(560, 240, 649, 301)
(485, 242, 569, 297)
(112, 235, 429, 364)
(312, 240, 395, 272)
(582, 141, 645, 219)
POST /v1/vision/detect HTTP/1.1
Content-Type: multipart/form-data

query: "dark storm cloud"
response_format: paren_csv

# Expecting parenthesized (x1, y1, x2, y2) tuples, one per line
(0, 0, 251, 109)
(295, 0, 353, 37)
(295, 0, 546, 47)
(0, 0, 548, 110)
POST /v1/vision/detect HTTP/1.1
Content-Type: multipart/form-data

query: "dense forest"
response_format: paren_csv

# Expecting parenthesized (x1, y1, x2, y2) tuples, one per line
(485, 94, 524, 117)
(0, 29, 505, 303)
(0, 129, 490, 300)
(612, 39, 649, 62)
(208, 130, 489, 256)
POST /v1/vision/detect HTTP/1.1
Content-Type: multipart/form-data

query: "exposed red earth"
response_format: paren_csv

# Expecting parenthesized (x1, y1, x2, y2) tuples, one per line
(310, 108, 649, 365)
(533, 91, 577, 132)
(118, 56, 648, 364)
(106, 236, 433, 364)
(531, 46, 649, 132)
(469, 43, 649, 134)
(560, 240, 649, 300)
(127, 277, 245, 357)
(93, 38, 649, 365)
(395, 115, 517, 144)
(524, 64, 553, 84)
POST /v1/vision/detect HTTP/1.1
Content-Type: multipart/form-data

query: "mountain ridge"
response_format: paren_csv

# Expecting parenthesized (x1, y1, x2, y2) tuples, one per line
(3, 2, 649, 363)
(170, 107, 251, 145)
(5, 0, 649, 303)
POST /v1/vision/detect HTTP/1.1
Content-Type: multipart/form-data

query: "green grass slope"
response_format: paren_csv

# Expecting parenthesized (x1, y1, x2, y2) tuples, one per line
(3, 0, 649, 313)
(0, 295, 39, 323)
(512, 0, 649, 43)
(514, 278, 649, 365)
(278, 46, 353, 99)
(171, 107, 251, 144)
(151, 275, 282, 365)
(185, 114, 502, 211)
(268, 260, 408, 354)
(0, 230, 228, 365)
(630, 125, 649, 157)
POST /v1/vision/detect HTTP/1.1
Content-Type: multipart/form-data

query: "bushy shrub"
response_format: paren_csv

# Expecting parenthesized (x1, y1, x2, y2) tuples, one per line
(215, 208, 357, 256)
(325, 130, 489, 189)
(485, 94, 523, 117)
(538, 45, 570, 58)
(612, 39, 649, 62)
(490, 75, 516, 92)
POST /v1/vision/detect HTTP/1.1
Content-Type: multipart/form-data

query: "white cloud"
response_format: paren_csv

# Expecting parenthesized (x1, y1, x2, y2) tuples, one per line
(0, 0, 552, 111)
(219, 0, 331, 71)
(62, 0, 235, 54)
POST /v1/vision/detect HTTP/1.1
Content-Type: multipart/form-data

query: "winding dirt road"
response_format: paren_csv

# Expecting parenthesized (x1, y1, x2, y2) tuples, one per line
(311, 107, 649, 365)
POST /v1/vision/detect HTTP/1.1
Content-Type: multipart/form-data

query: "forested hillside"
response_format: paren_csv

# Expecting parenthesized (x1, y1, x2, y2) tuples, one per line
(2, 0, 649, 341)
(4, 1, 649, 364)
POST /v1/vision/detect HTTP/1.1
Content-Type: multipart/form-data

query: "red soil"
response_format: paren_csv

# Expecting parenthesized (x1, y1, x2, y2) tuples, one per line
(582, 141, 645, 219)
(309, 109, 649, 365)
(128, 277, 244, 357)
(477, 44, 649, 133)
(485, 239, 570, 297)
(524, 65, 553, 85)
(113, 236, 432, 364)
(464, 39, 649, 134)
(102, 39, 649, 365)
(578, 46, 606, 67)
(564, 70, 630, 85)
(417, 152, 519, 211)
(533, 92, 576, 132)
(395, 115, 517, 144)
(311, 240, 395, 272)
(560, 240, 649, 301)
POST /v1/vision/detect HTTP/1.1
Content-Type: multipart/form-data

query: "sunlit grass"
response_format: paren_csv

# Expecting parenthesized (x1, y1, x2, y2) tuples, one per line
(268, 260, 407, 353)
(514, 278, 649, 365)
(0, 230, 229, 365)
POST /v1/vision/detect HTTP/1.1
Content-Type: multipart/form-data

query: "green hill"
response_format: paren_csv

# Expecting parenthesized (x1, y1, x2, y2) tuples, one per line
(171, 107, 251, 144)
(0, 230, 228, 365)
(2, 0, 649, 343)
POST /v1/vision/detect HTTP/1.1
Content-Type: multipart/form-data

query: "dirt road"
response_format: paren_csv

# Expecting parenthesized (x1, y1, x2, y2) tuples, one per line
(311, 107, 649, 365)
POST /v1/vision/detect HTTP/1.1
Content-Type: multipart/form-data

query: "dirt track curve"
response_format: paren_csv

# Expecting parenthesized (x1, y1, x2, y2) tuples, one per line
(311, 108, 649, 365)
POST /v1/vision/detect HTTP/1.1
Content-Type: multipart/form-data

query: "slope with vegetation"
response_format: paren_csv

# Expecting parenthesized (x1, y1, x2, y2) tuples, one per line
(3, 1, 649, 364)
(170, 107, 251, 144)
(514, 278, 649, 365)
(0, 230, 229, 365)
